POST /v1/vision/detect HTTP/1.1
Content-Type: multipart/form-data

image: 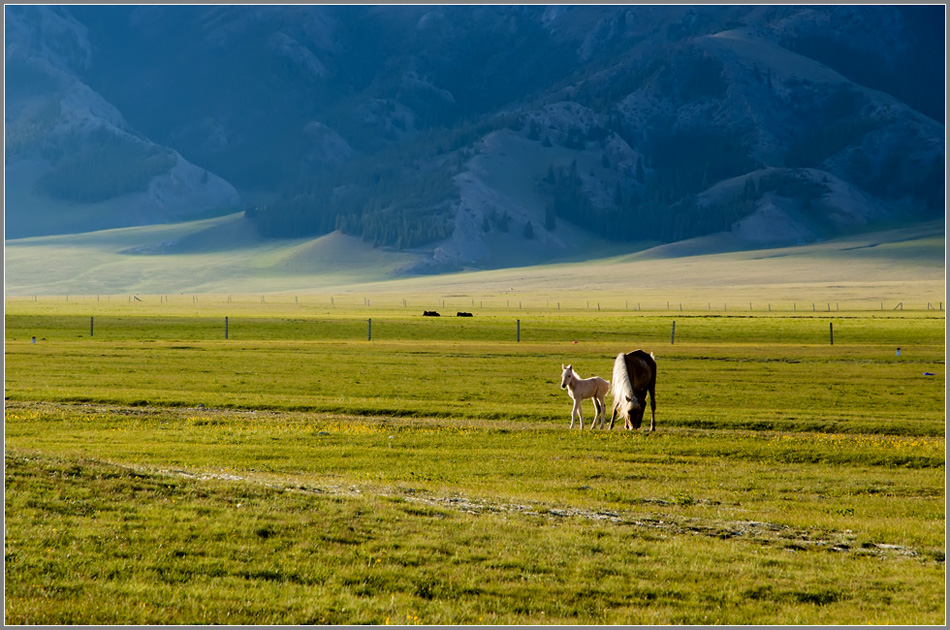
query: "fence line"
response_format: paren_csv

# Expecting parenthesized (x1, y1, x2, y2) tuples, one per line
(7, 294, 945, 314)
(10, 313, 940, 348)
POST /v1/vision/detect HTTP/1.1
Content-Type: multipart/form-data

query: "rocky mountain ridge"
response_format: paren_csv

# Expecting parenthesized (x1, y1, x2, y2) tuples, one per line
(4, 5, 943, 271)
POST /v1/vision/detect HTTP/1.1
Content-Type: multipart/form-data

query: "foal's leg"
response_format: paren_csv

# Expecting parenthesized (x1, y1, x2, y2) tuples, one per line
(570, 396, 584, 430)
(593, 396, 605, 429)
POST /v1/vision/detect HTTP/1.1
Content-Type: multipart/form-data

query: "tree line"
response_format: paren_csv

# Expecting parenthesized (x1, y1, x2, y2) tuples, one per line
(36, 130, 176, 203)
(246, 115, 526, 246)
(539, 125, 757, 243)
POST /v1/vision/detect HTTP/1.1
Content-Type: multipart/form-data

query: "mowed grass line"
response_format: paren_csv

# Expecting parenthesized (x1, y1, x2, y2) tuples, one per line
(4, 412, 945, 625)
(5, 448, 942, 625)
(4, 305, 945, 624)
(4, 336, 944, 434)
(5, 402, 943, 541)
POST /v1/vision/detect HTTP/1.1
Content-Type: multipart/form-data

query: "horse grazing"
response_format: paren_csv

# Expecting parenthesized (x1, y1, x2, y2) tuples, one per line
(609, 350, 657, 431)
(560, 364, 610, 430)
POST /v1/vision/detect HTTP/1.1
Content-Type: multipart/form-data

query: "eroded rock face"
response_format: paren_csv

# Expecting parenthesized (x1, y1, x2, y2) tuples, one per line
(5, 5, 943, 251)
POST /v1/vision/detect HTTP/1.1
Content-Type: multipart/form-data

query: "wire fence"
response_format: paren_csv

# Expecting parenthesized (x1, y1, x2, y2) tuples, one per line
(7, 311, 944, 348)
(9, 293, 945, 314)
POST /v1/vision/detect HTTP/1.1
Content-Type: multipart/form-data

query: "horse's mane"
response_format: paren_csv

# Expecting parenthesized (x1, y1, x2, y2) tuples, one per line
(610, 352, 635, 404)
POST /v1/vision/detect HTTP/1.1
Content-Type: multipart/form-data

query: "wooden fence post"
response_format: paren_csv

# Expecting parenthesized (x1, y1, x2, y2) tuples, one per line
(830, 322, 834, 346)
(671, 321, 676, 345)
(225, 317, 229, 340)
(516, 319, 520, 342)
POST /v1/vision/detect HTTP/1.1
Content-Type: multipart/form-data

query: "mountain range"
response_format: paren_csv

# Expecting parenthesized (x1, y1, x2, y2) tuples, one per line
(4, 4, 945, 272)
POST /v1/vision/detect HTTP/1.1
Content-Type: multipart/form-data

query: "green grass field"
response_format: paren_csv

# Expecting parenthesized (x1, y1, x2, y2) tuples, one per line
(4, 295, 945, 624)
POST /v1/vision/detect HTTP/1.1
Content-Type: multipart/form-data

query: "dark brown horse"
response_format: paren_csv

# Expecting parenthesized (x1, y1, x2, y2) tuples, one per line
(608, 350, 657, 431)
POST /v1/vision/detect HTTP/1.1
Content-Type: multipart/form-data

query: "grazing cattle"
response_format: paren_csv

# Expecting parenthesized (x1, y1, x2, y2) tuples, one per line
(423, 311, 441, 317)
(457, 312, 474, 317)
(609, 350, 657, 431)
(560, 364, 610, 431)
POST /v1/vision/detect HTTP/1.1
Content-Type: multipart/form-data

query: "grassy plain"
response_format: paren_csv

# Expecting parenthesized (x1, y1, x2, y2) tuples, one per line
(4, 214, 944, 303)
(4, 295, 945, 624)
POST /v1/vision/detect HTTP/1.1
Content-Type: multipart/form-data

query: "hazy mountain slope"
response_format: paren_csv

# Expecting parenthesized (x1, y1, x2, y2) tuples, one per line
(4, 4, 944, 271)
(4, 6, 241, 238)
(3, 214, 421, 295)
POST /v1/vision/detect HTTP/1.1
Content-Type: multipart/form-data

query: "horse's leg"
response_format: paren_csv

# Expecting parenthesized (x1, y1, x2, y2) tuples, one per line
(608, 403, 617, 430)
(648, 385, 656, 432)
(592, 397, 602, 429)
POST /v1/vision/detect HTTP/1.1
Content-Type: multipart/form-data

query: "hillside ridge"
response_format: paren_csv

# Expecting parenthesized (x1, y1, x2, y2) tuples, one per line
(4, 4, 944, 273)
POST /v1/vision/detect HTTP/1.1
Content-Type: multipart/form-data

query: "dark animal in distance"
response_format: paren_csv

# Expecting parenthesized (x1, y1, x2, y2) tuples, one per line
(609, 350, 657, 431)
(423, 311, 441, 317)
(457, 312, 473, 317)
